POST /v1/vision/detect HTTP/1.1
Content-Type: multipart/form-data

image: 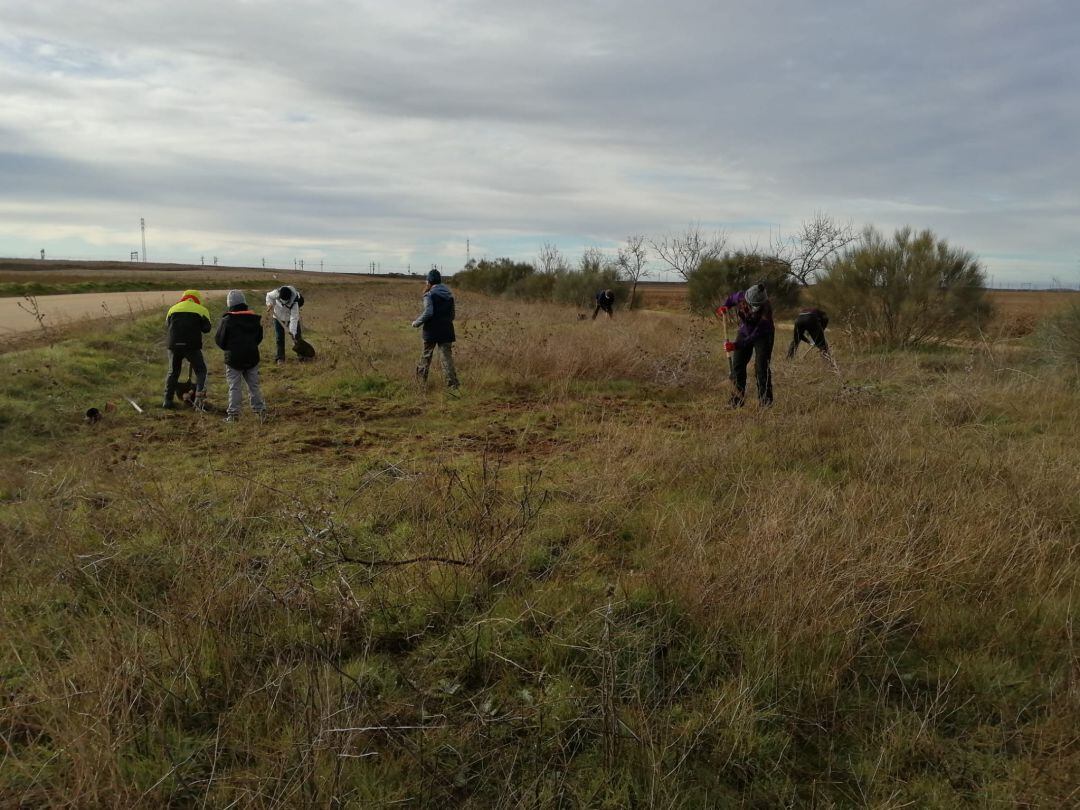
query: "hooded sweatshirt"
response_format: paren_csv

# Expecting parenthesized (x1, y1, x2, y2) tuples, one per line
(265, 285, 301, 336)
(412, 283, 456, 344)
(215, 297, 264, 370)
(165, 289, 212, 350)
(722, 290, 774, 348)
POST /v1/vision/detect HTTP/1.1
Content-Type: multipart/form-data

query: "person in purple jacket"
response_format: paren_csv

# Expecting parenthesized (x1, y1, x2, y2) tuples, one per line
(715, 283, 773, 407)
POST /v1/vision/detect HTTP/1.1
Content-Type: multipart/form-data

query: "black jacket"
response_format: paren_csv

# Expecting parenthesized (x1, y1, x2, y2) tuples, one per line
(166, 311, 212, 351)
(214, 305, 264, 370)
(788, 309, 830, 357)
(414, 284, 456, 344)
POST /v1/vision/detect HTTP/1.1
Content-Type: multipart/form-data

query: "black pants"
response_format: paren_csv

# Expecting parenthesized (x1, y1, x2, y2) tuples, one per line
(274, 320, 303, 361)
(165, 349, 207, 399)
(788, 313, 829, 358)
(592, 304, 613, 319)
(731, 332, 773, 407)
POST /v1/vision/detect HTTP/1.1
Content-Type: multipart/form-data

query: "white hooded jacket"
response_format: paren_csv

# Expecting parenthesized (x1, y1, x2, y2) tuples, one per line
(265, 286, 301, 337)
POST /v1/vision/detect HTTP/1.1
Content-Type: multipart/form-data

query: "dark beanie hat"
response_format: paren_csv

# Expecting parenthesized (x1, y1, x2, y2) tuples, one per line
(427, 268, 442, 284)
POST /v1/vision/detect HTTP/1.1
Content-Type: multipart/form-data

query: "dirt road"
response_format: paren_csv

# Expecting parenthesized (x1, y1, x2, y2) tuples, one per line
(0, 290, 229, 337)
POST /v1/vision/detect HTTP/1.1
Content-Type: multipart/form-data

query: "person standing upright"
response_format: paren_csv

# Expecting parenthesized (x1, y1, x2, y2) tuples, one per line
(412, 268, 459, 390)
(162, 289, 211, 409)
(716, 283, 774, 408)
(265, 284, 304, 363)
(215, 290, 266, 423)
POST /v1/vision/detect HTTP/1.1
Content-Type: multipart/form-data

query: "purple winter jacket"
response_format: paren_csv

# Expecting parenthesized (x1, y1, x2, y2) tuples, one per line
(722, 291, 774, 348)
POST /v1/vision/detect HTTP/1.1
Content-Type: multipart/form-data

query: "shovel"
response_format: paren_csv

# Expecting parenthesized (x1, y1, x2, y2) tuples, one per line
(292, 336, 316, 359)
(713, 308, 734, 381)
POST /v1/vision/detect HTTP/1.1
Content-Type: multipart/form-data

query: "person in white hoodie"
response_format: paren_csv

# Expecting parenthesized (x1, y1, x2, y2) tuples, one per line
(265, 285, 304, 363)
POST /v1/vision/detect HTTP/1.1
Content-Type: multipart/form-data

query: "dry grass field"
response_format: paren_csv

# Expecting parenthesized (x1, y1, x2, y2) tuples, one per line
(1, 274, 1078, 806)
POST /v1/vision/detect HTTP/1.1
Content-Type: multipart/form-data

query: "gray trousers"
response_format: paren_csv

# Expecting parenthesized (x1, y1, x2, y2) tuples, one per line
(416, 341, 459, 387)
(225, 365, 266, 415)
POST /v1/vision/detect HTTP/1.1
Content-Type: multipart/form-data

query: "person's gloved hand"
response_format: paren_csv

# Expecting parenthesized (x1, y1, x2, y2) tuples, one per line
(411, 319, 422, 328)
(715, 306, 728, 316)
(724, 340, 736, 353)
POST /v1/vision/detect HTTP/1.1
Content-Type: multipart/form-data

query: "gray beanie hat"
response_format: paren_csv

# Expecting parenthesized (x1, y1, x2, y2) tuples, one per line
(227, 289, 246, 308)
(745, 283, 768, 310)
(426, 267, 442, 285)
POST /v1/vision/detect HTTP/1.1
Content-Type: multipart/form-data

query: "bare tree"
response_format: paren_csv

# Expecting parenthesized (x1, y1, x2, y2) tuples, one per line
(616, 234, 650, 309)
(537, 241, 569, 274)
(579, 246, 608, 273)
(772, 212, 856, 287)
(649, 223, 726, 281)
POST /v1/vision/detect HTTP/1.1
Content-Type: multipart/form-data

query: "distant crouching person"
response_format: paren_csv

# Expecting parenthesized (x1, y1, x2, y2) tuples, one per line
(412, 268, 459, 390)
(716, 283, 774, 408)
(787, 308, 831, 360)
(592, 289, 615, 319)
(162, 289, 211, 409)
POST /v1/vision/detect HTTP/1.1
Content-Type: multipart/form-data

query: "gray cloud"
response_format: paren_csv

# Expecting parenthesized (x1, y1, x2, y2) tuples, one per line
(0, 0, 1077, 280)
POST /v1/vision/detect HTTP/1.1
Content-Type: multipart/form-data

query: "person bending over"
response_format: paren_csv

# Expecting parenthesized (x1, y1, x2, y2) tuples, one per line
(787, 307, 831, 360)
(716, 283, 774, 408)
(265, 284, 304, 363)
(592, 289, 615, 319)
(162, 289, 211, 409)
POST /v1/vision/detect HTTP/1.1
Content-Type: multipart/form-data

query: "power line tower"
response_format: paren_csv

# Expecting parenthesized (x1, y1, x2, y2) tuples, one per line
(140, 218, 147, 262)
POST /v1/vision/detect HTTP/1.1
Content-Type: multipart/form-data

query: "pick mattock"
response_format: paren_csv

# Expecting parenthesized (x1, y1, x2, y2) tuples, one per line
(713, 308, 738, 400)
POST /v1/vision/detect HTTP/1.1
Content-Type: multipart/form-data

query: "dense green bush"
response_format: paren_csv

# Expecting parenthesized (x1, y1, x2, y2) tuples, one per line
(454, 258, 536, 295)
(687, 252, 800, 314)
(813, 226, 989, 347)
(452, 257, 628, 308)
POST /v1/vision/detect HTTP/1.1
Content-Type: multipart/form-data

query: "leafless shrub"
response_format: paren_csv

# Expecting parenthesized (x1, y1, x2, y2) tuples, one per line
(771, 211, 857, 287)
(649, 224, 727, 282)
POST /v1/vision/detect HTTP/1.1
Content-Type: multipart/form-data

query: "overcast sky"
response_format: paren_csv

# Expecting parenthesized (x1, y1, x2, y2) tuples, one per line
(1, 1, 1077, 283)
